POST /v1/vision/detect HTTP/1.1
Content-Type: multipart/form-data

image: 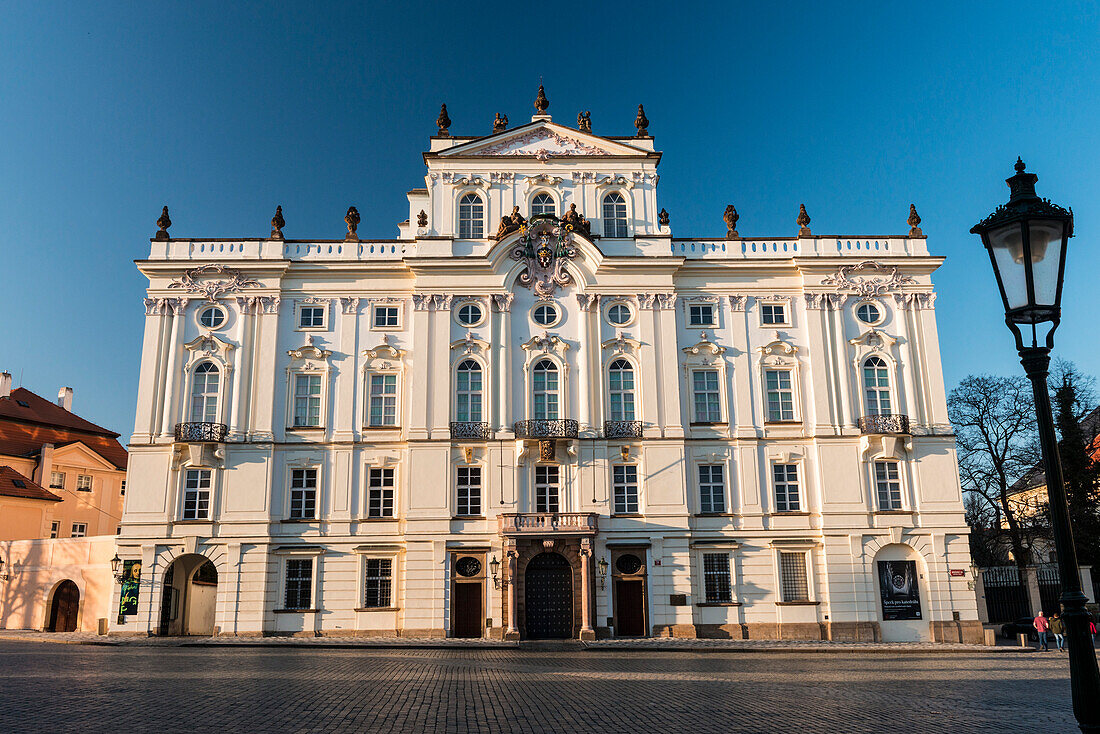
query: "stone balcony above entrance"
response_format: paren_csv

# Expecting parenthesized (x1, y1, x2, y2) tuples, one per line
(498, 512, 598, 537)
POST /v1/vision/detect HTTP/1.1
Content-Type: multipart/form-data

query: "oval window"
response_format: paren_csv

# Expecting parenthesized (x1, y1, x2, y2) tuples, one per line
(199, 306, 226, 329)
(607, 303, 632, 326)
(532, 303, 559, 326)
(616, 554, 643, 575)
(856, 303, 882, 324)
(456, 557, 482, 577)
(457, 302, 483, 326)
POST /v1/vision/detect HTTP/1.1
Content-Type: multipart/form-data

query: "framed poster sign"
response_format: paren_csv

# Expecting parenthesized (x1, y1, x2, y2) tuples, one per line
(117, 560, 141, 622)
(878, 560, 921, 620)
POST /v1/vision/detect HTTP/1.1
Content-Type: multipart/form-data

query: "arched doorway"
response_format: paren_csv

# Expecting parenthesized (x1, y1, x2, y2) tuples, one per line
(47, 580, 79, 632)
(158, 555, 218, 636)
(874, 544, 931, 642)
(524, 552, 573, 639)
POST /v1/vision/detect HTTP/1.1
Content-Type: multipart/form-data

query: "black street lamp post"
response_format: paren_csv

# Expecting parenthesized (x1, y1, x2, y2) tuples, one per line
(972, 158, 1100, 732)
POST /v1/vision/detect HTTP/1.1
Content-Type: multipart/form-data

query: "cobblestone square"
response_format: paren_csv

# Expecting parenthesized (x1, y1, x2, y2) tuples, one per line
(0, 641, 1076, 732)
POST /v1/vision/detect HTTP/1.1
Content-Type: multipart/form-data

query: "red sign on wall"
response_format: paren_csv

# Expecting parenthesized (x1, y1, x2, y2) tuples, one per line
(949, 569, 966, 577)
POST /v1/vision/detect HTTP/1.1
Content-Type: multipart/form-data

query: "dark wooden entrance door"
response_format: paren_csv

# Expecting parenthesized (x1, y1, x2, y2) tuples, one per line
(48, 580, 79, 632)
(524, 552, 573, 639)
(615, 579, 645, 636)
(454, 582, 483, 638)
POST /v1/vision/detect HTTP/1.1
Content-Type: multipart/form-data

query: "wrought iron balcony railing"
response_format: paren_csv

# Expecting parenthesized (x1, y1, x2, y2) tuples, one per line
(174, 422, 228, 443)
(450, 421, 491, 440)
(604, 420, 643, 438)
(513, 419, 579, 439)
(857, 414, 911, 435)
(498, 512, 599, 536)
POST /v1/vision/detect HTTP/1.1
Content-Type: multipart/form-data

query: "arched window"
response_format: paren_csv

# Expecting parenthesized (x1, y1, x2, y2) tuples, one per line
(608, 359, 636, 421)
(458, 193, 484, 238)
(532, 360, 559, 420)
(455, 360, 483, 423)
(863, 356, 892, 416)
(532, 192, 555, 217)
(190, 362, 219, 423)
(602, 192, 628, 237)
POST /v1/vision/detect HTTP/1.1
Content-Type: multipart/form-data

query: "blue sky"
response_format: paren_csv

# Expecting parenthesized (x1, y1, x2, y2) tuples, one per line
(1, 2, 1098, 435)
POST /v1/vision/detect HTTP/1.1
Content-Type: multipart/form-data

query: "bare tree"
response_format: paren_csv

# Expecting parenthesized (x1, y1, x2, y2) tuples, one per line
(949, 374, 1045, 570)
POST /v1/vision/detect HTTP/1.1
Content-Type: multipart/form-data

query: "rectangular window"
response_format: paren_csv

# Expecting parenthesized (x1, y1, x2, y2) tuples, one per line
(688, 303, 715, 326)
(765, 369, 795, 422)
(293, 374, 323, 427)
(535, 465, 560, 513)
(76, 474, 93, 492)
(49, 471, 65, 490)
(182, 469, 212, 520)
(299, 305, 325, 329)
(70, 523, 87, 538)
(363, 558, 393, 608)
(368, 468, 395, 518)
(120, 480, 126, 496)
(692, 370, 721, 423)
(761, 303, 787, 325)
(373, 306, 399, 328)
(457, 466, 482, 516)
(368, 374, 398, 426)
(289, 468, 318, 520)
(703, 552, 733, 603)
(773, 464, 800, 512)
(698, 464, 726, 514)
(780, 551, 810, 602)
(874, 461, 903, 510)
(49, 521, 60, 539)
(612, 465, 639, 514)
(283, 558, 313, 610)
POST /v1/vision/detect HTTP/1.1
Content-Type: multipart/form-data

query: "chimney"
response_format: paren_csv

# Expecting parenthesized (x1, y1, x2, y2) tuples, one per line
(34, 443, 54, 486)
(57, 387, 73, 412)
(0, 372, 10, 398)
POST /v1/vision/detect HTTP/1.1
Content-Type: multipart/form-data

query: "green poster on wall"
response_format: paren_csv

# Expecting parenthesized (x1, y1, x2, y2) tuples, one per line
(117, 560, 141, 620)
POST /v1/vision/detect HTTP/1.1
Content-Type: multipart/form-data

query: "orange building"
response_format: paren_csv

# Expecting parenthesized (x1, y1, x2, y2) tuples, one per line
(0, 373, 127, 541)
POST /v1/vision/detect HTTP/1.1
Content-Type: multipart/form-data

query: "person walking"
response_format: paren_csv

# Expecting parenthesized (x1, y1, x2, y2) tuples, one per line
(1050, 612, 1066, 651)
(1034, 610, 1051, 651)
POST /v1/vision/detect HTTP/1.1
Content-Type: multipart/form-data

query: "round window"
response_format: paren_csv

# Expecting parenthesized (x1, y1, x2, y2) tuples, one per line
(607, 303, 632, 326)
(456, 557, 482, 577)
(532, 302, 559, 326)
(856, 302, 882, 324)
(457, 302, 483, 326)
(199, 305, 226, 329)
(616, 554, 643, 575)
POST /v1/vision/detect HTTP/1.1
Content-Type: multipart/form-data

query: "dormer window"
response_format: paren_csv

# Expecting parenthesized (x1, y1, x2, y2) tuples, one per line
(532, 192, 556, 217)
(602, 192, 628, 237)
(458, 193, 484, 238)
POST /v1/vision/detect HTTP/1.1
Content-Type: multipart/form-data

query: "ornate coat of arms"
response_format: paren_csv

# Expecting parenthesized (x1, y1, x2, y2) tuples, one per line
(510, 216, 577, 297)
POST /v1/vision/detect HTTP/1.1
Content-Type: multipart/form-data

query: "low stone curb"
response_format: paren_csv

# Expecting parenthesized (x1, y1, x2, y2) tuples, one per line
(581, 642, 1034, 655)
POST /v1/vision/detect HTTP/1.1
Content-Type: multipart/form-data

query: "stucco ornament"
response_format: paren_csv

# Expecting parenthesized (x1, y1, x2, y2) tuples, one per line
(821, 260, 917, 297)
(168, 263, 262, 302)
(510, 217, 577, 297)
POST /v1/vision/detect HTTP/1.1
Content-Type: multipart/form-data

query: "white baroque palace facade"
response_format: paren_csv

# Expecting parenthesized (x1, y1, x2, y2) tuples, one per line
(115, 97, 981, 642)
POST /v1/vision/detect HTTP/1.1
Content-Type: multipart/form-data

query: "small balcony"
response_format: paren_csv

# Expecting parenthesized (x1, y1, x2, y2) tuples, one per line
(450, 421, 491, 440)
(604, 420, 643, 439)
(513, 419, 579, 439)
(498, 512, 599, 537)
(858, 414, 911, 435)
(174, 422, 228, 443)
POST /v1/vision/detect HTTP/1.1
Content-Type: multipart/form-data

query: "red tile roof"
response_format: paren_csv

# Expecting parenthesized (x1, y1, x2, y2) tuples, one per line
(0, 388, 127, 470)
(0, 388, 118, 436)
(0, 465, 62, 502)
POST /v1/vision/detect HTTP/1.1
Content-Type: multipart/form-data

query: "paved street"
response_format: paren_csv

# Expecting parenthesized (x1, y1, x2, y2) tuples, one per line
(0, 641, 1075, 733)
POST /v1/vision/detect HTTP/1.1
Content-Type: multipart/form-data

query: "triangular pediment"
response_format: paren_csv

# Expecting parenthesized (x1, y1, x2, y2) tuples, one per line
(438, 122, 648, 158)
